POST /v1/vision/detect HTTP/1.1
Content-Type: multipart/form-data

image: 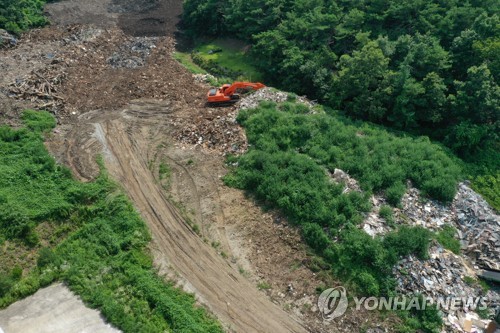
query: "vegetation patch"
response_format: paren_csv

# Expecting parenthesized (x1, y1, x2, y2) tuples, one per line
(224, 101, 460, 294)
(0, 0, 51, 34)
(471, 172, 500, 211)
(434, 225, 461, 254)
(178, 39, 263, 82)
(0, 111, 223, 333)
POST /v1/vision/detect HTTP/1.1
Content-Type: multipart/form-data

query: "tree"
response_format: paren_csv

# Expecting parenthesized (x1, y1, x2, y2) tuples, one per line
(330, 41, 393, 122)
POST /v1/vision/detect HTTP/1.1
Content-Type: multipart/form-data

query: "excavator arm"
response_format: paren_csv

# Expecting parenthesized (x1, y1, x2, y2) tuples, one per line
(222, 82, 266, 96)
(207, 82, 266, 104)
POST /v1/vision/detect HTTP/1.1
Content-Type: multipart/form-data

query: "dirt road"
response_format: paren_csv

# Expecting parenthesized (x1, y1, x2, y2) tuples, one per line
(57, 101, 307, 332)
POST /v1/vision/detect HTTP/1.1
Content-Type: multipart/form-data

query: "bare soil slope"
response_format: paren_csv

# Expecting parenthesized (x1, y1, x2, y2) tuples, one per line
(55, 101, 307, 332)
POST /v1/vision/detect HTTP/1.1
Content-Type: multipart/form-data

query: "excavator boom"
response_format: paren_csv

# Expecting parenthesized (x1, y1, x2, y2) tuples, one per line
(207, 82, 266, 104)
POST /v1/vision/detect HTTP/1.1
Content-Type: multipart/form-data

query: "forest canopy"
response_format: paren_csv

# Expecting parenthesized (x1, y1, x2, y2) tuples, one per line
(183, 0, 499, 161)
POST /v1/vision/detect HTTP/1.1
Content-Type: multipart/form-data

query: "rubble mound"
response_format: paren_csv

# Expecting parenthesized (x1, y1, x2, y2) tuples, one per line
(107, 37, 158, 68)
(108, 0, 160, 13)
(453, 182, 500, 271)
(397, 181, 499, 271)
(174, 107, 248, 155)
(394, 245, 499, 332)
(394, 245, 480, 300)
(238, 87, 314, 110)
(356, 178, 499, 271)
(399, 184, 455, 231)
(8, 66, 67, 115)
(63, 27, 103, 44)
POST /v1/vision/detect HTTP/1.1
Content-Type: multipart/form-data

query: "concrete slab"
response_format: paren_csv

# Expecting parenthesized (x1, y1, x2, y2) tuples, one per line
(0, 283, 121, 333)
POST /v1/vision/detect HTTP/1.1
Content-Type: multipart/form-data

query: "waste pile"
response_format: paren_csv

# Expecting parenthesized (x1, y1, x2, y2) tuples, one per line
(8, 66, 67, 115)
(62, 26, 103, 44)
(174, 108, 248, 155)
(453, 182, 500, 271)
(107, 37, 158, 68)
(238, 87, 315, 110)
(398, 184, 455, 231)
(393, 245, 499, 332)
(0, 29, 17, 48)
(355, 178, 499, 272)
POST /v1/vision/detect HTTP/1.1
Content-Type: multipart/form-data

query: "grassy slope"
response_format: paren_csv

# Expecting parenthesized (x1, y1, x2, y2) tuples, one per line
(177, 38, 264, 82)
(0, 110, 223, 333)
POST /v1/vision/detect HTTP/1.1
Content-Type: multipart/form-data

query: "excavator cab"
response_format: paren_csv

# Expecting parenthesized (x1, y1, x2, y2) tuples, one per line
(207, 82, 266, 105)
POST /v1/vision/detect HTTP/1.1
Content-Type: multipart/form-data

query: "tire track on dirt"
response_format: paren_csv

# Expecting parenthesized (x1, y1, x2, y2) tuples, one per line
(66, 104, 308, 333)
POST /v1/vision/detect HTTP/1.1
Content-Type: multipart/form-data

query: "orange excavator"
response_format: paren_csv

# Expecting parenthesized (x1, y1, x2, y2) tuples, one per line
(207, 82, 266, 104)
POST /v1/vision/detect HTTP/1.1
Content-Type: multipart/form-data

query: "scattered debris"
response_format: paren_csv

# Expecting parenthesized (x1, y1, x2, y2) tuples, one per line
(174, 108, 248, 155)
(8, 66, 67, 115)
(62, 26, 103, 44)
(107, 37, 158, 68)
(393, 245, 499, 332)
(329, 168, 362, 193)
(238, 87, 315, 110)
(453, 182, 500, 271)
(193, 73, 216, 84)
(357, 179, 499, 272)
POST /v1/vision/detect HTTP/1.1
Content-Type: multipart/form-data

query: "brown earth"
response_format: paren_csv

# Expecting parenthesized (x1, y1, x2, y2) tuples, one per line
(0, 0, 400, 331)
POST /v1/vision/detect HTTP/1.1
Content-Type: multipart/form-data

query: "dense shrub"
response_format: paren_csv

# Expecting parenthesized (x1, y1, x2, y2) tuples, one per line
(0, 0, 48, 34)
(472, 172, 500, 211)
(236, 102, 461, 204)
(435, 225, 461, 254)
(0, 274, 14, 297)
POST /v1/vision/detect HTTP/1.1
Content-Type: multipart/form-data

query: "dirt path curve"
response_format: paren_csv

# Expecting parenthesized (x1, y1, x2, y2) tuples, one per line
(63, 101, 308, 333)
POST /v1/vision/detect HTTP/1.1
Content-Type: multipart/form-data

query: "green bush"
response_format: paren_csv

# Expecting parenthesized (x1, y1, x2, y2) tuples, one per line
(21, 110, 56, 132)
(383, 226, 432, 259)
(472, 172, 500, 211)
(379, 205, 395, 226)
(225, 101, 453, 297)
(11, 266, 22, 280)
(386, 182, 407, 206)
(0, 274, 14, 297)
(37, 247, 59, 268)
(0, 0, 49, 34)
(435, 225, 461, 254)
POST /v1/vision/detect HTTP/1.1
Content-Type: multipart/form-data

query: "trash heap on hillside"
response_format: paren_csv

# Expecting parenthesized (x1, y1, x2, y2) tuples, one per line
(453, 183, 500, 271)
(238, 87, 315, 110)
(107, 37, 158, 68)
(393, 245, 499, 332)
(329, 168, 500, 332)
(174, 108, 248, 155)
